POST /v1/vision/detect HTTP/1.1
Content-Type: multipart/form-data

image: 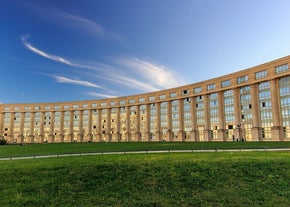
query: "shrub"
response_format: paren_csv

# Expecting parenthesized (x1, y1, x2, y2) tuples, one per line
(0, 138, 8, 145)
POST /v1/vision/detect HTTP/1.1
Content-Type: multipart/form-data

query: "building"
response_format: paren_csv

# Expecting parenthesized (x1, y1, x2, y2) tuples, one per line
(0, 56, 290, 143)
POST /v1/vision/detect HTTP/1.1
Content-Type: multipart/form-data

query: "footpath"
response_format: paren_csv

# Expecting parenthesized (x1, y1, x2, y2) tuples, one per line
(0, 148, 289, 161)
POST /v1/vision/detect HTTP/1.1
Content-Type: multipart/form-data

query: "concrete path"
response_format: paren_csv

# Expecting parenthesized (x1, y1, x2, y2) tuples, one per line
(0, 148, 289, 161)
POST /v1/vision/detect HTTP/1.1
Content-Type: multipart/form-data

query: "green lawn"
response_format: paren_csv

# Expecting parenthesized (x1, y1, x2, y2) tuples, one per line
(0, 141, 289, 158)
(0, 152, 289, 207)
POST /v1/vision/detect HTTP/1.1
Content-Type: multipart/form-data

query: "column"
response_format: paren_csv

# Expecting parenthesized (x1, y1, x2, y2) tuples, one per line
(69, 110, 74, 142)
(125, 106, 130, 141)
(217, 92, 226, 141)
(178, 99, 185, 141)
(135, 105, 141, 141)
(87, 109, 93, 142)
(270, 79, 283, 141)
(97, 109, 102, 142)
(9, 112, 15, 143)
(105, 108, 112, 142)
(29, 112, 35, 143)
(233, 88, 242, 140)
(19, 112, 25, 143)
(145, 104, 151, 141)
(166, 101, 173, 141)
(203, 94, 211, 141)
(250, 84, 261, 141)
(0, 112, 4, 139)
(155, 102, 161, 141)
(49, 111, 55, 143)
(59, 110, 65, 142)
(115, 107, 121, 141)
(39, 111, 45, 143)
(190, 97, 198, 141)
(78, 110, 84, 142)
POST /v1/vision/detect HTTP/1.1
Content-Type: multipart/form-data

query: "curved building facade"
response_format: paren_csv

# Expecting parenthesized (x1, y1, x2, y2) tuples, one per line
(1, 56, 290, 143)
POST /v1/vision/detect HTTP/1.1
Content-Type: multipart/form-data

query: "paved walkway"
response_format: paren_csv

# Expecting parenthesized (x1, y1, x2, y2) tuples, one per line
(0, 148, 289, 161)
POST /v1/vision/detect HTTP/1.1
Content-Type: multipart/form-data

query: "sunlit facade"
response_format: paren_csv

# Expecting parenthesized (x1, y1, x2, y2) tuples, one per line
(0, 56, 290, 143)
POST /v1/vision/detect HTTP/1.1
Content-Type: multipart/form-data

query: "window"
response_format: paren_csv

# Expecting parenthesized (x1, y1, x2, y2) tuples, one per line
(139, 98, 145, 103)
(101, 103, 107, 107)
(221, 80, 231, 88)
(194, 87, 202, 93)
(255, 70, 267, 79)
(159, 94, 166, 100)
(54, 106, 60, 110)
(110, 101, 116, 106)
(149, 96, 155, 102)
(119, 100, 126, 105)
(82, 104, 88, 108)
(129, 99, 135, 104)
(64, 105, 70, 109)
(182, 90, 189, 96)
(207, 84, 216, 91)
(24, 106, 30, 111)
(238, 75, 248, 84)
(275, 64, 288, 74)
(73, 105, 79, 109)
(170, 92, 177, 98)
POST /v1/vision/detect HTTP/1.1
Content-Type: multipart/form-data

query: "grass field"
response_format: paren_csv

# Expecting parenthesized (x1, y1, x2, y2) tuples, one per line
(0, 151, 289, 207)
(0, 141, 289, 158)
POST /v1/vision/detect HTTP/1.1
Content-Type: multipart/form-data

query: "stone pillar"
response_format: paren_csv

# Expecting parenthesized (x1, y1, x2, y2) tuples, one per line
(0, 112, 4, 139)
(115, 107, 121, 141)
(29, 112, 35, 143)
(59, 110, 65, 142)
(145, 104, 151, 141)
(203, 94, 211, 141)
(233, 88, 242, 140)
(49, 111, 55, 143)
(190, 97, 198, 141)
(78, 110, 84, 142)
(9, 112, 15, 143)
(125, 106, 130, 141)
(250, 84, 261, 141)
(217, 92, 226, 141)
(97, 109, 102, 142)
(69, 110, 74, 142)
(87, 109, 93, 142)
(178, 99, 185, 141)
(135, 105, 141, 141)
(270, 79, 283, 141)
(106, 108, 112, 142)
(39, 111, 45, 143)
(155, 102, 161, 141)
(19, 112, 25, 143)
(166, 101, 173, 141)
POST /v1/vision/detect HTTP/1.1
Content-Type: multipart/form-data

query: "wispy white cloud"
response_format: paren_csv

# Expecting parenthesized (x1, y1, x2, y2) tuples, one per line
(116, 57, 185, 89)
(22, 36, 185, 95)
(50, 74, 102, 88)
(85, 92, 117, 99)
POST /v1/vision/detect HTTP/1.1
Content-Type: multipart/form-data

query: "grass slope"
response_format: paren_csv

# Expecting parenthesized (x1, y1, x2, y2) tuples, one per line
(0, 141, 289, 158)
(0, 152, 289, 207)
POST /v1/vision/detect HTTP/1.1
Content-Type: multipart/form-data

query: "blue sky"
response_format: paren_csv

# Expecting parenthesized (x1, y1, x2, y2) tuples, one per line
(1, 0, 290, 104)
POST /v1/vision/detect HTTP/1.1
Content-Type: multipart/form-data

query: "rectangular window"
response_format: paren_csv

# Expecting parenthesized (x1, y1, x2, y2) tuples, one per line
(194, 87, 202, 93)
(170, 92, 177, 98)
(110, 101, 116, 106)
(64, 105, 70, 109)
(119, 100, 126, 105)
(101, 102, 107, 107)
(128, 99, 135, 104)
(182, 89, 189, 96)
(159, 94, 166, 100)
(237, 75, 248, 84)
(44, 106, 50, 110)
(275, 64, 288, 74)
(54, 106, 60, 110)
(255, 70, 267, 80)
(207, 84, 216, 91)
(82, 104, 88, 108)
(149, 96, 155, 102)
(138, 98, 145, 103)
(221, 80, 231, 88)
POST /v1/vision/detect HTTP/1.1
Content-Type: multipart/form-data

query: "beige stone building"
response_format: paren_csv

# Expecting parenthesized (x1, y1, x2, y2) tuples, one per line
(1, 56, 290, 143)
